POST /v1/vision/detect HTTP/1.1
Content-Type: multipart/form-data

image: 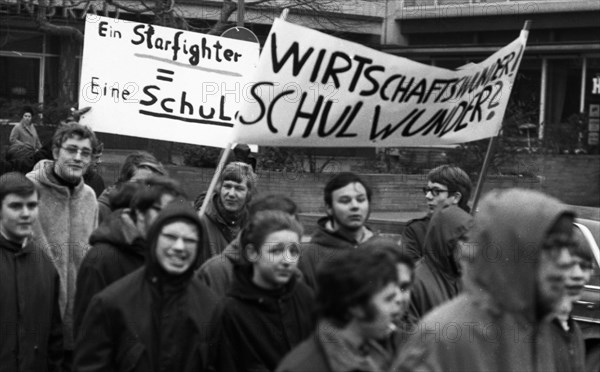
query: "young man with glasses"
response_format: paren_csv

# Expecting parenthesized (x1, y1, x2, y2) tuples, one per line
(402, 165, 472, 263)
(73, 175, 185, 336)
(26, 122, 99, 370)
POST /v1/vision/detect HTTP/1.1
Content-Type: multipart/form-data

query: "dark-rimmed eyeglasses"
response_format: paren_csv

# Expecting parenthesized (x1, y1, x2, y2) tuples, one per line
(422, 187, 449, 196)
(61, 146, 92, 159)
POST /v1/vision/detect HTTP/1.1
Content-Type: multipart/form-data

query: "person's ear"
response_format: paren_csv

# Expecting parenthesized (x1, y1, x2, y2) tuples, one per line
(451, 191, 462, 205)
(325, 204, 332, 217)
(52, 147, 59, 161)
(245, 244, 259, 262)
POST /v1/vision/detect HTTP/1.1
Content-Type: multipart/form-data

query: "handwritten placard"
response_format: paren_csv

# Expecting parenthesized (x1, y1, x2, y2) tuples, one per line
(234, 19, 527, 147)
(78, 15, 259, 147)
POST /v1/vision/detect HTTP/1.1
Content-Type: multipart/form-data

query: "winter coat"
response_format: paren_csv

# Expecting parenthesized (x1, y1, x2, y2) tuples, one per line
(405, 205, 473, 325)
(27, 159, 98, 350)
(74, 202, 219, 372)
(199, 194, 248, 266)
(73, 209, 146, 337)
(96, 185, 113, 225)
(0, 234, 63, 372)
(549, 317, 586, 372)
(390, 189, 575, 372)
(213, 264, 315, 372)
(83, 169, 106, 198)
(401, 215, 430, 263)
(275, 334, 331, 372)
(298, 217, 393, 290)
(196, 234, 242, 298)
(9, 121, 42, 150)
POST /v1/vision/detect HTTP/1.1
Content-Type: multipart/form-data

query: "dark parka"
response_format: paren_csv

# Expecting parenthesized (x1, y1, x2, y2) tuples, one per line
(549, 317, 586, 372)
(214, 264, 315, 372)
(73, 208, 146, 337)
(74, 202, 219, 372)
(401, 215, 430, 263)
(196, 235, 242, 298)
(405, 205, 473, 325)
(199, 194, 248, 266)
(391, 189, 574, 372)
(0, 234, 63, 372)
(298, 217, 393, 290)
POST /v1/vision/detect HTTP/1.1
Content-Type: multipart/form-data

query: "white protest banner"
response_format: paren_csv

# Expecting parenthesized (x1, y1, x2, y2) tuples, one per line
(234, 19, 527, 147)
(78, 15, 259, 147)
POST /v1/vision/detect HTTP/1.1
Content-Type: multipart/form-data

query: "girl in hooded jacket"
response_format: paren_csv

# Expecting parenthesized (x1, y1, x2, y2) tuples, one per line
(212, 210, 315, 372)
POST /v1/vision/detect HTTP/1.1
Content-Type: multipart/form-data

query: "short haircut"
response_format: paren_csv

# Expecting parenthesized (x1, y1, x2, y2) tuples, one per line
(117, 151, 166, 183)
(323, 172, 372, 207)
(0, 172, 37, 205)
(52, 123, 98, 151)
(572, 224, 594, 263)
(22, 106, 34, 116)
(427, 165, 472, 212)
(315, 249, 398, 327)
(240, 210, 303, 264)
(130, 176, 186, 216)
(248, 194, 299, 218)
(217, 161, 257, 199)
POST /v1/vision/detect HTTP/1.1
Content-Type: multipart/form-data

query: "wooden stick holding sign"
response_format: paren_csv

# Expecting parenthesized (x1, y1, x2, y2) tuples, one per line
(198, 9, 288, 217)
(471, 20, 532, 214)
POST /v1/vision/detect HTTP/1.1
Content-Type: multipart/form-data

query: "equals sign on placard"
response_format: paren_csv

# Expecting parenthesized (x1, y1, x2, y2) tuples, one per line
(156, 69, 174, 82)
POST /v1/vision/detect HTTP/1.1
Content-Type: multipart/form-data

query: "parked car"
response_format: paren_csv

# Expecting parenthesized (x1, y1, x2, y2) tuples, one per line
(572, 218, 600, 372)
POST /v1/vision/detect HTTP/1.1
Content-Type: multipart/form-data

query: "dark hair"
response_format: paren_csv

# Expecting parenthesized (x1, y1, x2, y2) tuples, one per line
(240, 210, 303, 264)
(22, 106, 34, 116)
(542, 213, 576, 253)
(52, 123, 98, 151)
(130, 176, 186, 217)
(248, 194, 299, 218)
(427, 165, 472, 212)
(323, 172, 372, 208)
(217, 161, 257, 200)
(315, 249, 398, 327)
(117, 151, 166, 183)
(0, 172, 37, 205)
(572, 224, 594, 263)
(109, 182, 143, 210)
(363, 239, 415, 271)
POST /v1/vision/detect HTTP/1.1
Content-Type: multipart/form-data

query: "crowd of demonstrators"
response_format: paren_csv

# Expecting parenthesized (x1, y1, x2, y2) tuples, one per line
(403, 204, 473, 326)
(1, 115, 594, 372)
(197, 194, 299, 298)
(73, 176, 186, 335)
(402, 165, 472, 263)
(0, 173, 63, 372)
(26, 122, 99, 370)
(97, 151, 167, 224)
(74, 201, 218, 372)
(298, 172, 396, 290)
(550, 223, 595, 372)
(197, 161, 257, 263)
(212, 210, 314, 372)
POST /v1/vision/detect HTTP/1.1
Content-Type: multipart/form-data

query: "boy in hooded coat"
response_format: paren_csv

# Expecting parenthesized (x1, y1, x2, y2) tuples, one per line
(391, 188, 576, 372)
(74, 201, 218, 372)
(404, 204, 473, 325)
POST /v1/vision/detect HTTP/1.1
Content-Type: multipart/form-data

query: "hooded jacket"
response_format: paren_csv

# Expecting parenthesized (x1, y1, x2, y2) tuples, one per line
(74, 202, 219, 372)
(26, 159, 98, 350)
(196, 234, 242, 298)
(73, 209, 146, 337)
(405, 205, 473, 325)
(199, 193, 248, 265)
(391, 188, 574, 372)
(0, 234, 63, 372)
(298, 217, 393, 290)
(213, 264, 315, 372)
